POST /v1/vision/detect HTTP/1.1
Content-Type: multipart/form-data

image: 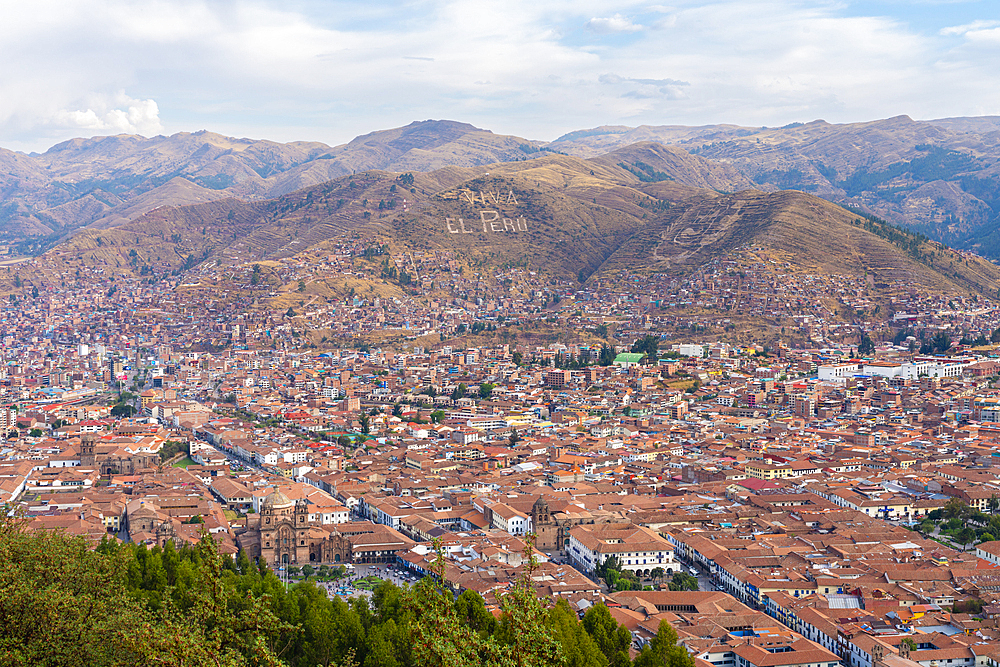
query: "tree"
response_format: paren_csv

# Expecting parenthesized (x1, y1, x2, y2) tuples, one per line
(407, 536, 563, 667)
(547, 600, 605, 667)
(509, 429, 520, 446)
(451, 383, 467, 401)
(512, 351, 523, 366)
(0, 514, 290, 667)
(650, 567, 665, 584)
(633, 620, 695, 667)
(989, 495, 999, 515)
(631, 335, 660, 364)
(479, 383, 495, 399)
(111, 403, 136, 417)
(857, 334, 875, 356)
(430, 410, 445, 424)
(944, 497, 970, 520)
(598, 345, 616, 366)
(360, 414, 371, 434)
(582, 604, 631, 667)
(957, 527, 976, 551)
(668, 572, 699, 591)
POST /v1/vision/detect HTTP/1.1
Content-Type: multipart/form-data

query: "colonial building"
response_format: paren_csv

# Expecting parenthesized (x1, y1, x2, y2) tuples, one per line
(80, 433, 158, 476)
(237, 489, 413, 566)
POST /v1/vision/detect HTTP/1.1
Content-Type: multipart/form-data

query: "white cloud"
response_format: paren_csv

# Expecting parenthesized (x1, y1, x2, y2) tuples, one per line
(51, 94, 162, 135)
(586, 13, 645, 33)
(0, 0, 998, 151)
(940, 20, 1000, 36)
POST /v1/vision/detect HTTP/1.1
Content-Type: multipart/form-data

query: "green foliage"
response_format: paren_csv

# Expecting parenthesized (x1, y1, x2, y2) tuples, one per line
(409, 537, 564, 667)
(849, 213, 931, 264)
(0, 515, 290, 667)
(667, 572, 699, 592)
(479, 383, 495, 399)
(631, 336, 660, 364)
(110, 403, 136, 417)
(619, 161, 672, 183)
(159, 439, 188, 462)
(583, 604, 632, 667)
(2, 514, 663, 667)
(633, 621, 694, 667)
(857, 334, 875, 356)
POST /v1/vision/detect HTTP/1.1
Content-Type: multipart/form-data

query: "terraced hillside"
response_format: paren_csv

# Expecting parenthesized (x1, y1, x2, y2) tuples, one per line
(13, 142, 1000, 309)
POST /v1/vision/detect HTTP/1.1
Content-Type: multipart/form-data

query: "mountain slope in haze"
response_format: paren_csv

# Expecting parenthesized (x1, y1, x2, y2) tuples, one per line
(552, 116, 1000, 257)
(0, 120, 543, 244)
(10, 114, 1000, 263)
(21, 142, 1000, 314)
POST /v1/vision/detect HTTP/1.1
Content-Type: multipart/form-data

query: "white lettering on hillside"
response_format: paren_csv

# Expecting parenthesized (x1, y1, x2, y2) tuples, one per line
(446, 214, 528, 234)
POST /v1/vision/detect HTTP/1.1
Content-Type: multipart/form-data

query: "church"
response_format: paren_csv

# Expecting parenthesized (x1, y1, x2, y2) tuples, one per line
(237, 489, 413, 566)
(79, 433, 159, 476)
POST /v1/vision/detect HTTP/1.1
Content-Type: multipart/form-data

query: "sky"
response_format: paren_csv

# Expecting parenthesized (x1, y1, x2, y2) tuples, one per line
(1, 0, 999, 153)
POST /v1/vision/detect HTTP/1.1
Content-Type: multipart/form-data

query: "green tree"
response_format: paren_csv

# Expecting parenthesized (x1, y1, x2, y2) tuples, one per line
(957, 526, 976, 551)
(944, 497, 970, 520)
(631, 335, 660, 364)
(430, 410, 446, 424)
(633, 620, 694, 667)
(408, 536, 563, 667)
(857, 334, 875, 356)
(582, 604, 631, 667)
(451, 383, 467, 401)
(509, 429, 520, 446)
(547, 600, 605, 667)
(454, 589, 498, 638)
(479, 383, 495, 399)
(668, 572, 699, 591)
(0, 514, 290, 667)
(360, 414, 371, 434)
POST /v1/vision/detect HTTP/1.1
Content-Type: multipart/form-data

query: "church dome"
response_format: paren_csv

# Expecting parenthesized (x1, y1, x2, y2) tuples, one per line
(261, 489, 294, 510)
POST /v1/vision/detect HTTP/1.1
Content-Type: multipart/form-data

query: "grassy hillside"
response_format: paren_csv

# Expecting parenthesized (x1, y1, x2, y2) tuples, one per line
(9, 143, 1000, 312)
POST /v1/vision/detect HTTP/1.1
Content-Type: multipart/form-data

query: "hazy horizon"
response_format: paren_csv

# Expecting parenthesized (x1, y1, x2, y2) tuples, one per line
(3, 0, 999, 154)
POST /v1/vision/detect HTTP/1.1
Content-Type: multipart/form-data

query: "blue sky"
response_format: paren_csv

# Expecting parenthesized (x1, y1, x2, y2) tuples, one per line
(1, 0, 998, 152)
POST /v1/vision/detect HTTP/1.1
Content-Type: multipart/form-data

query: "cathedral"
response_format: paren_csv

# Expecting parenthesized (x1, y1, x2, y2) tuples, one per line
(238, 490, 414, 565)
(79, 433, 159, 476)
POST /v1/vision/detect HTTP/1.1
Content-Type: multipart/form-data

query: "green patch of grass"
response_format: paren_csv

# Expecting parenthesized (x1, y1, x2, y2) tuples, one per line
(173, 456, 195, 468)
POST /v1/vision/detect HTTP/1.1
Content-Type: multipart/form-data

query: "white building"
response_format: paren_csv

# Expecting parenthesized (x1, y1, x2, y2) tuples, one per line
(569, 523, 677, 576)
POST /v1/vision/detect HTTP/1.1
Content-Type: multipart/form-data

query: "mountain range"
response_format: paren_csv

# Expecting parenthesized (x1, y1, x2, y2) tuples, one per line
(13, 137, 1000, 318)
(5, 116, 1000, 316)
(5, 115, 1000, 261)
